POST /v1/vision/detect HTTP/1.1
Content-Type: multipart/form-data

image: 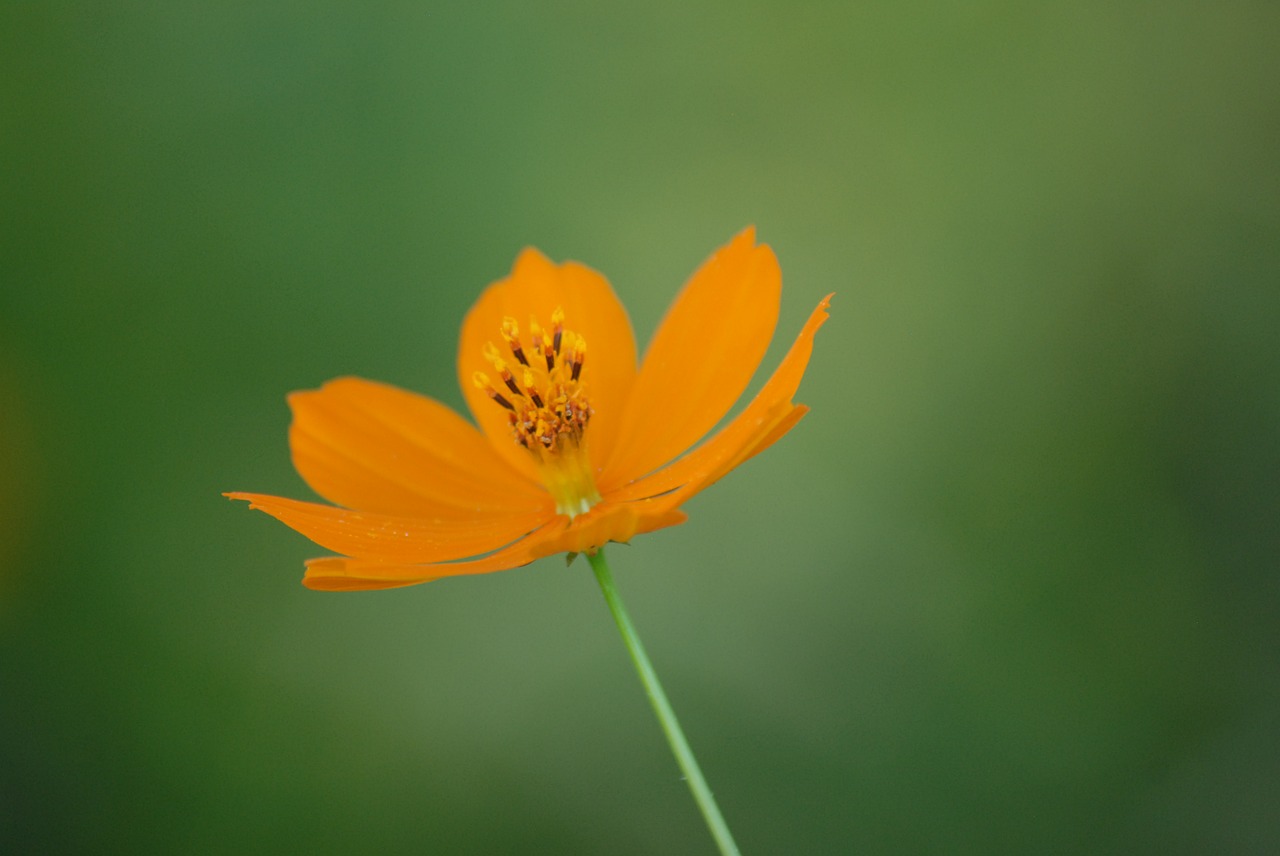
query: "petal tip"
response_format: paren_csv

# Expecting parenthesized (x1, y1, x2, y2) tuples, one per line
(511, 246, 554, 277)
(816, 293, 834, 324)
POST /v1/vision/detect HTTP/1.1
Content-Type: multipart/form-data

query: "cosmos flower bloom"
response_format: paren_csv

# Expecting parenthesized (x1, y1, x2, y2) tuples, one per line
(227, 228, 831, 590)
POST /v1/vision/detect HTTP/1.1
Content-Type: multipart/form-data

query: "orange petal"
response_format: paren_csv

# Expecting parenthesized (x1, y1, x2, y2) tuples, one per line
(302, 574, 425, 591)
(736, 404, 810, 468)
(600, 228, 782, 491)
(290, 377, 549, 518)
(526, 502, 689, 559)
(459, 248, 638, 480)
(302, 520, 565, 590)
(607, 294, 832, 504)
(225, 492, 551, 564)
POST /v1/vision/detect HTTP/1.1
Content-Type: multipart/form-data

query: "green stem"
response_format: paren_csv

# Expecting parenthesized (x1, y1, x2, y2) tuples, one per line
(586, 548, 742, 856)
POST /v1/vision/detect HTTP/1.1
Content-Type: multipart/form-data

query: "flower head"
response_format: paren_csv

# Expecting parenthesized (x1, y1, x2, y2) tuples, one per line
(227, 228, 831, 590)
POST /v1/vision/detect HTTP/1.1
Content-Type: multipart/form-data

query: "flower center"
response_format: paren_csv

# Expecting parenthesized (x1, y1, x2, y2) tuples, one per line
(473, 308, 602, 518)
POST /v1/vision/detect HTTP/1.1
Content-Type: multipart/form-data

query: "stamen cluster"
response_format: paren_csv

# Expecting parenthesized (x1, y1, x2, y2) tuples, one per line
(473, 307, 592, 455)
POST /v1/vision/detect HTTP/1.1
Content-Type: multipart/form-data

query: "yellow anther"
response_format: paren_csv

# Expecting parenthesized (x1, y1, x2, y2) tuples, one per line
(528, 318, 552, 368)
(499, 317, 529, 366)
(472, 371, 491, 390)
(482, 341, 500, 362)
(569, 334, 586, 381)
(551, 307, 565, 355)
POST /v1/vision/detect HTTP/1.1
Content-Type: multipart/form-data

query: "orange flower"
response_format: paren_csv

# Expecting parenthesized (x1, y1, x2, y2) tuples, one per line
(227, 228, 831, 591)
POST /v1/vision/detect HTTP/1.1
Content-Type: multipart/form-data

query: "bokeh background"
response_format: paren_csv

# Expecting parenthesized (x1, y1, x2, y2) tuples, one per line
(4, 3, 1278, 853)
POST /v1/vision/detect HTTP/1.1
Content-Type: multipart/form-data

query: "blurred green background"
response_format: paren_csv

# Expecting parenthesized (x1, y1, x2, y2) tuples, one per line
(3, 3, 1278, 853)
